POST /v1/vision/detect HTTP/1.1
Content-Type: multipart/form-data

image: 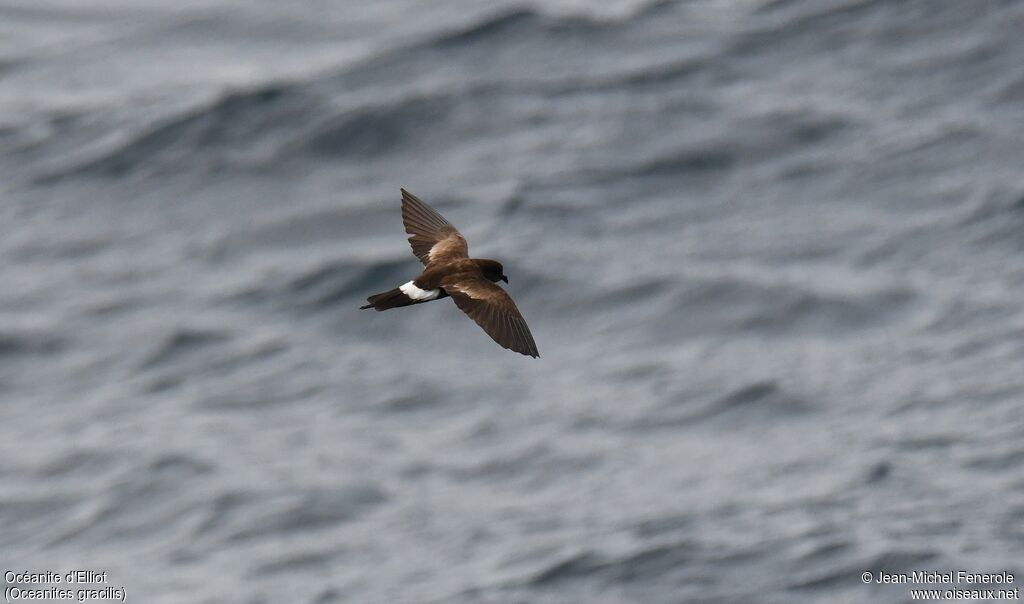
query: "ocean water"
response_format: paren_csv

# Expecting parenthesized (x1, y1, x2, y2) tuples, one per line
(2, 0, 1024, 602)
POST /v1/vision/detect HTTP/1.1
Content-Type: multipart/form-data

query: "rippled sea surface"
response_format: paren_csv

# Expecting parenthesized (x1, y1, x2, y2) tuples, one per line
(2, 1, 1024, 602)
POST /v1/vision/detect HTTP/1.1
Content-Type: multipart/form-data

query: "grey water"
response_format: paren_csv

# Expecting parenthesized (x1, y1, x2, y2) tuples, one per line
(2, 0, 1024, 602)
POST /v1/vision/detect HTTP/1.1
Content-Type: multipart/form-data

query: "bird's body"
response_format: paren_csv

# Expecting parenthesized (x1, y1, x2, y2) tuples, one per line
(360, 189, 539, 358)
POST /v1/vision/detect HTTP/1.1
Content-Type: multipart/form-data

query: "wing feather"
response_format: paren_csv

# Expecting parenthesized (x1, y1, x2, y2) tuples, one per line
(442, 275, 539, 358)
(401, 189, 469, 266)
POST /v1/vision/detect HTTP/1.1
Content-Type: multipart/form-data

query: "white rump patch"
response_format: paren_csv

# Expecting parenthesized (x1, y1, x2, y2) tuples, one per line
(400, 280, 440, 301)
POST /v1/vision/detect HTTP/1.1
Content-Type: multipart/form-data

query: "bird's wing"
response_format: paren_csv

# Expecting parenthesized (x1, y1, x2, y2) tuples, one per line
(441, 275, 539, 358)
(401, 188, 469, 266)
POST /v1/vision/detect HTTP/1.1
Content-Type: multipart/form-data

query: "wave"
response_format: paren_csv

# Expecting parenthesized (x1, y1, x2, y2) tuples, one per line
(958, 184, 1024, 250)
(47, 454, 215, 546)
(296, 95, 457, 159)
(656, 273, 917, 337)
(637, 380, 812, 429)
(214, 484, 389, 543)
(965, 447, 1024, 471)
(34, 1, 698, 182)
(430, 8, 547, 49)
(283, 258, 410, 309)
(140, 327, 232, 369)
(612, 110, 853, 182)
(633, 146, 737, 177)
(742, 0, 893, 53)
(37, 82, 319, 181)
(996, 73, 1024, 104)
(253, 548, 343, 576)
(440, 442, 598, 486)
(528, 542, 695, 587)
(423, 2, 677, 52)
(36, 448, 118, 479)
(0, 327, 63, 358)
(0, 494, 81, 548)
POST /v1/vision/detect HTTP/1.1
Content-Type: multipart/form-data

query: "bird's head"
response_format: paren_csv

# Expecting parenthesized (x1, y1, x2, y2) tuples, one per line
(478, 259, 508, 284)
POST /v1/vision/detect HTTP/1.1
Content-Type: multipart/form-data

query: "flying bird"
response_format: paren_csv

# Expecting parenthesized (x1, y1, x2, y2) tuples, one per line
(360, 189, 539, 358)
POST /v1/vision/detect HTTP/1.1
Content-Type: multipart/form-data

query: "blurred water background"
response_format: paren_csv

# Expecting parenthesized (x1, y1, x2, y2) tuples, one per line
(2, 0, 1024, 602)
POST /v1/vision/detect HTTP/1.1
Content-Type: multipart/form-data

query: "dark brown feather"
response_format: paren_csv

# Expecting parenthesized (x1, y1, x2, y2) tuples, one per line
(360, 287, 414, 311)
(401, 188, 469, 266)
(441, 275, 539, 358)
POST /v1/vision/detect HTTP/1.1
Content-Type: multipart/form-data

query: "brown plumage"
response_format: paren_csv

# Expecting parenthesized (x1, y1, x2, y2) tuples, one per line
(360, 189, 539, 358)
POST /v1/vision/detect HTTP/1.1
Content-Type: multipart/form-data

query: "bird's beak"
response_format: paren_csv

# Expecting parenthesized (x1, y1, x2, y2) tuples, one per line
(501, 275, 509, 283)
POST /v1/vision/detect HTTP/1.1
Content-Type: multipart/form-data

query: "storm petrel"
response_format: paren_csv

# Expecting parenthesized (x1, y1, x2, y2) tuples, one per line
(360, 189, 540, 358)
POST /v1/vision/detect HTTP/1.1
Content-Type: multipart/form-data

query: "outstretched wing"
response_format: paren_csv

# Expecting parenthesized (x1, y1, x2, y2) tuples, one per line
(442, 275, 539, 358)
(401, 188, 469, 266)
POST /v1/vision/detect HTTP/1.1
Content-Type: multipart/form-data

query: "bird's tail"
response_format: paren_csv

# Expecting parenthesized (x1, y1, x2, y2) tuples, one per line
(360, 288, 415, 311)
